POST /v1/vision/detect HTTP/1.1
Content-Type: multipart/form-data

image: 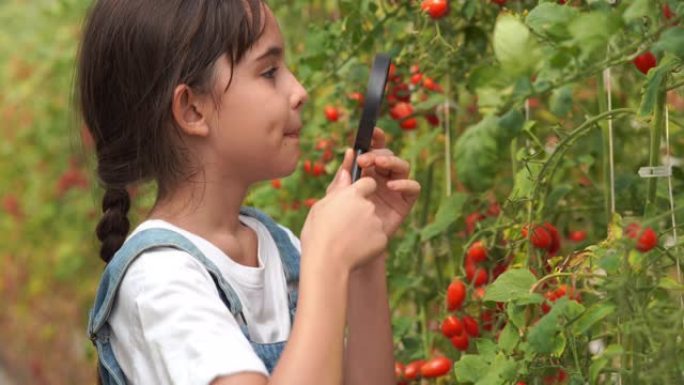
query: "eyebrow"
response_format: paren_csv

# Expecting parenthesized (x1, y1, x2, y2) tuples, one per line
(254, 46, 283, 62)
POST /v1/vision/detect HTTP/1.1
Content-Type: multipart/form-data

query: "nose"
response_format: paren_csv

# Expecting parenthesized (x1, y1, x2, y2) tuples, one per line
(290, 73, 308, 111)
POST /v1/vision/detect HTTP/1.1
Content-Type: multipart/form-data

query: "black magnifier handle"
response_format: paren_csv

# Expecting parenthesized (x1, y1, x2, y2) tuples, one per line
(351, 53, 392, 182)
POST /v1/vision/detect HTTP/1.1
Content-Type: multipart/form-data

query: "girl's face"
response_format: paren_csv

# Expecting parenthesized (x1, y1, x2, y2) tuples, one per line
(205, 5, 308, 184)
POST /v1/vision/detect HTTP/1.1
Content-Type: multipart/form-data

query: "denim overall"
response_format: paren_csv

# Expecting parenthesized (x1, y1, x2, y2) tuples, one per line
(87, 206, 300, 385)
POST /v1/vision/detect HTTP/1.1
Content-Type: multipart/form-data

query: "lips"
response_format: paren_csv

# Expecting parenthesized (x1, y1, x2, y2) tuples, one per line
(284, 126, 301, 136)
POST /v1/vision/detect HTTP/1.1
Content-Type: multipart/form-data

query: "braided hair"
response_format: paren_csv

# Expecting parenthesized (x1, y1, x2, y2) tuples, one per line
(76, 0, 265, 263)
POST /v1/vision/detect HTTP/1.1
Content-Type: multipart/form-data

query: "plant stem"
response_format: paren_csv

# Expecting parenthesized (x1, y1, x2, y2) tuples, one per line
(597, 71, 612, 223)
(646, 88, 666, 208)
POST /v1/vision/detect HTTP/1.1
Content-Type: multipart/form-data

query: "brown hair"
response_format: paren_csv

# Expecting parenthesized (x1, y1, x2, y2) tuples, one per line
(76, 0, 265, 263)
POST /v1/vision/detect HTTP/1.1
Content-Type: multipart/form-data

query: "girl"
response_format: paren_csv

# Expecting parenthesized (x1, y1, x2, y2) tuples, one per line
(78, 1, 421, 385)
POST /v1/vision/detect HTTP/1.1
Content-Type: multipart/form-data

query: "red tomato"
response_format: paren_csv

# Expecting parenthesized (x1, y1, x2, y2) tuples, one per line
(465, 262, 488, 287)
(466, 211, 486, 235)
(394, 362, 405, 382)
(481, 310, 496, 331)
(544, 223, 562, 255)
(400, 117, 418, 130)
(467, 241, 487, 264)
(462, 315, 480, 337)
(446, 279, 466, 311)
(633, 52, 657, 75)
(425, 113, 440, 126)
(347, 92, 364, 107)
(567, 230, 587, 242)
(450, 332, 469, 351)
(423, 76, 443, 92)
(410, 73, 423, 85)
(270, 179, 281, 189)
(321, 148, 334, 163)
(530, 226, 552, 249)
(410, 64, 420, 74)
(420, 356, 452, 378)
(303, 159, 312, 175)
(420, 0, 449, 19)
(492, 0, 507, 5)
(625, 224, 658, 252)
(390, 102, 414, 120)
(304, 198, 318, 208)
(636, 227, 658, 252)
(404, 360, 425, 380)
(663, 4, 674, 20)
(312, 161, 325, 177)
(441, 315, 464, 338)
(324, 105, 340, 122)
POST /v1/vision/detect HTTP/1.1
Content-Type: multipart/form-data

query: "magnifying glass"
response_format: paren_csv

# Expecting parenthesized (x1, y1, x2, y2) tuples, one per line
(351, 53, 392, 182)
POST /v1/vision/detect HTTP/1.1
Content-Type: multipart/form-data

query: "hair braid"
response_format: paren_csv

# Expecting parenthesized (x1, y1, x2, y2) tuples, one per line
(95, 187, 131, 263)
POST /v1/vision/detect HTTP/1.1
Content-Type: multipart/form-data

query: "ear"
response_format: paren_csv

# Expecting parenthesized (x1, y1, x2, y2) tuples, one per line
(171, 84, 212, 137)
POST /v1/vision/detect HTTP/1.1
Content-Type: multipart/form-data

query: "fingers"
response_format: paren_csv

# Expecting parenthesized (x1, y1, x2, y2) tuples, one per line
(370, 127, 386, 149)
(386, 179, 421, 202)
(353, 177, 378, 197)
(357, 152, 410, 180)
(326, 148, 353, 194)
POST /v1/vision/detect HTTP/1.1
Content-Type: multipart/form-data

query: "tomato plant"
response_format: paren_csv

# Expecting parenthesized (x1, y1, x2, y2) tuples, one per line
(1, 0, 684, 384)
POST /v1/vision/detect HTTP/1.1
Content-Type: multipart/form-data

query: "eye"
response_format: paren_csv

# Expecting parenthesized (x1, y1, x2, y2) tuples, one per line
(262, 67, 279, 80)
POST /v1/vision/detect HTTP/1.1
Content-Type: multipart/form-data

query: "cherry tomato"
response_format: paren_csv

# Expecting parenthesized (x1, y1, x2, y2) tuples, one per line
(404, 360, 425, 381)
(446, 279, 466, 311)
(390, 102, 414, 120)
(529, 226, 552, 250)
(270, 179, 281, 189)
(633, 52, 657, 75)
(462, 315, 480, 337)
(465, 262, 488, 287)
(420, 0, 449, 20)
(567, 230, 587, 242)
(312, 161, 325, 177)
(441, 315, 464, 338)
(466, 241, 487, 264)
(400, 117, 418, 130)
(420, 356, 452, 378)
(450, 332, 469, 351)
(324, 105, 340, 122)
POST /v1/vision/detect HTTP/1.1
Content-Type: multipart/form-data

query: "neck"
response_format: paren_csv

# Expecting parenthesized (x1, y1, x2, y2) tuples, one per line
(148, 172, 251, 238)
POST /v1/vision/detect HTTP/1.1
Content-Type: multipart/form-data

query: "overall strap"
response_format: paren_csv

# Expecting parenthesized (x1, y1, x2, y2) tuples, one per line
(88, 228, 246, 340)
(239, 206, 300, 315)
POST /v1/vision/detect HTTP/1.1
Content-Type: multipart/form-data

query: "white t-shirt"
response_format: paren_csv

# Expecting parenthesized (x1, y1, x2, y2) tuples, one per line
(108, 215, 301, 385)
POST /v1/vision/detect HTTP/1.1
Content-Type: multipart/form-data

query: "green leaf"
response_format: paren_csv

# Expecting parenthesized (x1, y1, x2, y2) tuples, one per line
(528, 298, 584, 355)
(571, 304, 615, 335)
(498, 322, 519, 354)
(483, 269, 537, 303)
(623, 0, 651, 23)
(494, 15, 540, 76)
(475, 354, 518, 385)
(526, 2, 579, 40)
(420, 193, 468, 241)
(476, 338, 498, 359)
(507, 304, 527, 329)
(638, 58, 672, 116)
(589, 357, 609, 385)
(550, 86, 573, 117)
(568, 11, 622, 59)
(654, 27, 684, 60)
(454, 355, 490, 383)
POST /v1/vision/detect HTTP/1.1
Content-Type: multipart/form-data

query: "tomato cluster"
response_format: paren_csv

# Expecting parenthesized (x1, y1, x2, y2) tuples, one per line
(624, 223, 658, 252)
(395, 356, 452, 383)
(384, 63, 443, 131)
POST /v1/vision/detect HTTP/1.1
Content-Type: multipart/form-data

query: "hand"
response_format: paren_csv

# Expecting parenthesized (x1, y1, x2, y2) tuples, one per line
(301, 173, 388, 272)
(329, 128, 421, 237)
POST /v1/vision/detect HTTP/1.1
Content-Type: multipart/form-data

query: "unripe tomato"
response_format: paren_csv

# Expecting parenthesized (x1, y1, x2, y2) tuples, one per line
(441, 315, 464, 338)
(446, 279, 466, 311)
(420, 356, 452, 378)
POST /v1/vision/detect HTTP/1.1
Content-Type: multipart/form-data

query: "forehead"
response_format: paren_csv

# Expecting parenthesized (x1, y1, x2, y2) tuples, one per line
(246, 5, 284, 60)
